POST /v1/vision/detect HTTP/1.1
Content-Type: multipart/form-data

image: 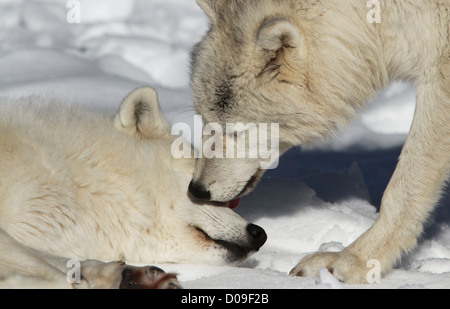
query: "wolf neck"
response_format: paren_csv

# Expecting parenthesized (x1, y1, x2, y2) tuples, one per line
(379, 0, 449, 82)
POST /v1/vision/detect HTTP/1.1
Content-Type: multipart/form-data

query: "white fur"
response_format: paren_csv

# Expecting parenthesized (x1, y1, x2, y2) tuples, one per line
(0, 87, 263, 288)
(191, 0, 450, 283)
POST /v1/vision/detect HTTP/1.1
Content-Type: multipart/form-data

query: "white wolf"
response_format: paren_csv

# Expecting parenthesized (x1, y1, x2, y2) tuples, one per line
(0, 87, 266, 289)
(189, 0, 450, 283)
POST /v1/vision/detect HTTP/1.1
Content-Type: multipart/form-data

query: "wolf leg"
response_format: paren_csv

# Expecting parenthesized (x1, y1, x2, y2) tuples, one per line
(291, 81, 450, 283)
(0, 228, 181, 288)
(0, 228, 73, 288)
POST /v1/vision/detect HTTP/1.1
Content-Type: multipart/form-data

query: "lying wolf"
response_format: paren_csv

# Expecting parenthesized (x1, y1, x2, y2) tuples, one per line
(0, 87, 266, 288)
(189, 0, 450, 283)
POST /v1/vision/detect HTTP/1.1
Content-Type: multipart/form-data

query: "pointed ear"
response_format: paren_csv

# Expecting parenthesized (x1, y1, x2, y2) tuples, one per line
(256, 19, 302, 51)
(196, 0, 221, 22)
(115, 87, 170, 140)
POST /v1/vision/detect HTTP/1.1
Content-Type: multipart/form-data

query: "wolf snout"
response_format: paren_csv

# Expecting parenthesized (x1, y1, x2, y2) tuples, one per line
(246, 224, 267, 250)
(188, 180, 211, 202)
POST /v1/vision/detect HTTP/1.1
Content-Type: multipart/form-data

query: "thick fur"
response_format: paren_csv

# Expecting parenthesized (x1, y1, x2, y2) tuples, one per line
(0, 87, 266, 288)
(190, 0, 450, 283)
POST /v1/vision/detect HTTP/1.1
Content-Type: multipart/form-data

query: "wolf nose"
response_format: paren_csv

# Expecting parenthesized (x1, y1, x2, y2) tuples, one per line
(188, 181, 211, 202)
(246, 224, 267, 249)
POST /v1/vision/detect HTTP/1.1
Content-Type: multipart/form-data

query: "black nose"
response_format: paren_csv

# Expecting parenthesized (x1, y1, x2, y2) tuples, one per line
(188, 181, 211, 202)
(246, 224, 267, 250)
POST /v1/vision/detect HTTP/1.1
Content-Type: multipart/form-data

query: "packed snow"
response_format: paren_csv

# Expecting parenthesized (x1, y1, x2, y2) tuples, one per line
(0, 0, 449, 289)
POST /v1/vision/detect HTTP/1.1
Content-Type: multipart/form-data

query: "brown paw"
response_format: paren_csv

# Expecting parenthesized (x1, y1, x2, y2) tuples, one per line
(119, 266, 182, 289)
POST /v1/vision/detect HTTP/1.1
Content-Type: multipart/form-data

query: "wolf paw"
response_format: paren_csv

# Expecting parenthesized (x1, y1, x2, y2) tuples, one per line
(77, 261, 182, 289)
(289, 251, 371, 284)
(120, 266, 182, 289)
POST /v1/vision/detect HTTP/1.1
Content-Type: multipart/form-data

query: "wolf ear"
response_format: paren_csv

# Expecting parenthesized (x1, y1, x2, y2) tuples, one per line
(196, 0, 222, 22)
(115, 87, 170, 140)
(256, 19, 302, 51)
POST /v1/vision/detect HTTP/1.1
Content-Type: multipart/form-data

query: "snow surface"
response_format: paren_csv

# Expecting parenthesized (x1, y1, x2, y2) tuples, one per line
(0, 0, 449, 289)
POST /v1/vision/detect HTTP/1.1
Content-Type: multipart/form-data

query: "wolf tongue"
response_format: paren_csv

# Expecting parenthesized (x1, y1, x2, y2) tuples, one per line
(228, 198, 240, 209)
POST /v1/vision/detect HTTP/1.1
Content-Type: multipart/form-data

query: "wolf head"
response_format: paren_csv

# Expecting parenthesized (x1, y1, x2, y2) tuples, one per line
(190, 0, 387, 202)
(115, 86, 266, 265)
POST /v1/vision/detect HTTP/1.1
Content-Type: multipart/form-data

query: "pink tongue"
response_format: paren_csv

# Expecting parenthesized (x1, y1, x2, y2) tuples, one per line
(228, 198, 241, 209)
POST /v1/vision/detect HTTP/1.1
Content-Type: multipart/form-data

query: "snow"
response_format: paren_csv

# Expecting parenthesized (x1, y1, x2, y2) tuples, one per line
(317, 268, 344, 289)
(0, 0, 449, 289)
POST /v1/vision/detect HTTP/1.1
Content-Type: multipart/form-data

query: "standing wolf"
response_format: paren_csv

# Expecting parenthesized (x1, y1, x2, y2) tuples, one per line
(189, 0, 450, 283)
